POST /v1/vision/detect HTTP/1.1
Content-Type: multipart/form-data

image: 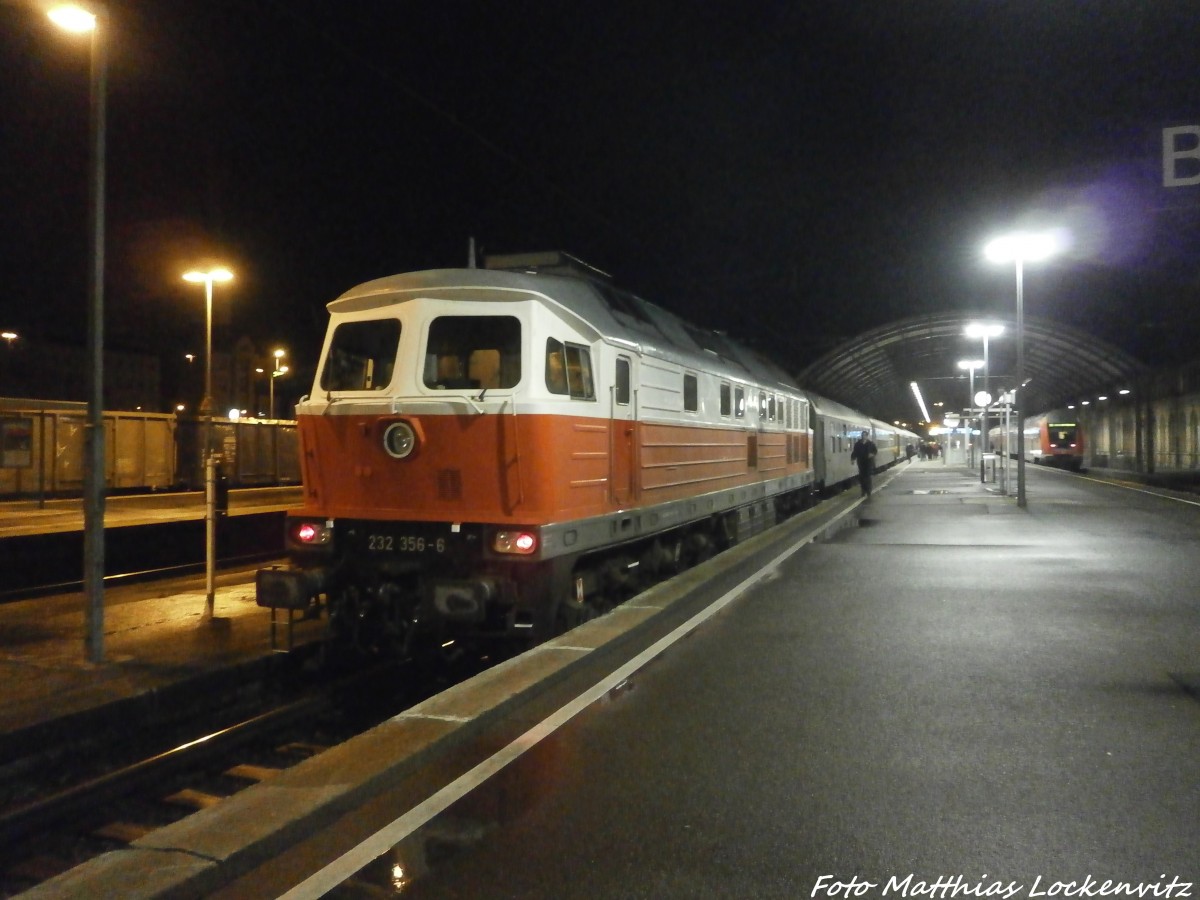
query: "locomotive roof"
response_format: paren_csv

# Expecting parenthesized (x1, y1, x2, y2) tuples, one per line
(332, 268, 801, 393)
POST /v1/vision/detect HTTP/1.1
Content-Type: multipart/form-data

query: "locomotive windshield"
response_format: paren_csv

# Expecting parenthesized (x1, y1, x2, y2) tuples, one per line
(423, 316, 521, 390)
(320, 319, 401, 391)
(1048, 424, 1078, 447)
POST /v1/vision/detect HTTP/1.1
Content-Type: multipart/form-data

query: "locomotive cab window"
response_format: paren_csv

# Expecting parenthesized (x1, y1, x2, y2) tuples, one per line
(424, 316, 520, 391)
(321, 318, 401, 392)
(545, 339, 595, 400)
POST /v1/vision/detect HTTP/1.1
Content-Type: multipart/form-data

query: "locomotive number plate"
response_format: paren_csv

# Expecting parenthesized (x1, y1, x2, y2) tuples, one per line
(366, 533, 447, 554)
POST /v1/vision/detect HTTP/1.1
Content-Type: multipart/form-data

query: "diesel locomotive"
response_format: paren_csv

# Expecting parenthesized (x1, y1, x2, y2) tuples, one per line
(256, 253, 914, 653)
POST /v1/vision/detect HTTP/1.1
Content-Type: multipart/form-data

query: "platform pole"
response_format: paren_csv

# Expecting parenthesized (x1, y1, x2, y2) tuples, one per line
(205, 454, 216, 618)
(82, 17, 108, 665)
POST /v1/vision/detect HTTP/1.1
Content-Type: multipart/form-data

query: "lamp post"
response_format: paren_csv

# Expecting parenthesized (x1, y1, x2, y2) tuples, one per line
(957, 359, 984, 467)
(46, 2, 107, 663)
(965, 322, 1003, 483)
(984, 231, 1063, 508)
(269, 348, 287, 419)
(182, 267, 232, 618)
(0, 331, 16, 397)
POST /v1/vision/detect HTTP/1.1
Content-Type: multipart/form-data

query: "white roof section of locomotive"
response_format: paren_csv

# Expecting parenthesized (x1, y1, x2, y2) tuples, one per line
(329, 268, 802, 396)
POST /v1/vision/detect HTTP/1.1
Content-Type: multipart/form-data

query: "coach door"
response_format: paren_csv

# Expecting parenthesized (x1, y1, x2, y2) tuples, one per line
(611, 355, 635, 505)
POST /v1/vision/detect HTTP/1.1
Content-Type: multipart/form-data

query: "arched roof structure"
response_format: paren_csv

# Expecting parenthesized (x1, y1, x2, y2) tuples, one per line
(795, 312, 1148, 428)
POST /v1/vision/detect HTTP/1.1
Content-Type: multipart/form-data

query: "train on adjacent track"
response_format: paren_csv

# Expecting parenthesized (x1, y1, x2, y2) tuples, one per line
(989, 410, 1085, 472)
(256, 253, 917, 654)
(0, 401, 300, 497)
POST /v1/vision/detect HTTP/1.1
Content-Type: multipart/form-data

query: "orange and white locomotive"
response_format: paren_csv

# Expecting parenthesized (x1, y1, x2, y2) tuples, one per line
(257, 253, 858, 652)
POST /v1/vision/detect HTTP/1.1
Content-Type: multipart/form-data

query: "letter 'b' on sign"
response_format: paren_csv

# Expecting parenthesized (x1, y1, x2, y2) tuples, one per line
(1163, 126, 1200, 187)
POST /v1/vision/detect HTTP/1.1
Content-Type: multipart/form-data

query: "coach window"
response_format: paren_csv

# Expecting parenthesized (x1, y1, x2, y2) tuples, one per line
(424, 316, 520, 391)
(758, 392, 767, 418)
(769, 394, 777, 422)
(615, 357, 631, 405)
(321, 318, 401, 392)
(720, 383, 731, 417)
(683, 373, 698, 412)
(735, 387, 746, 418)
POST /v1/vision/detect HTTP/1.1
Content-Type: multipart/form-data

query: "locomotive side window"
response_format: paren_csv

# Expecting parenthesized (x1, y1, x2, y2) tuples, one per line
(683, 374, 698, 412)
(615, 357, 631, 405)
(321, 319, 401, 391)
(424, 316, 520, 390)
(546, 338, 595, 400)
(565, 344, 594, 399)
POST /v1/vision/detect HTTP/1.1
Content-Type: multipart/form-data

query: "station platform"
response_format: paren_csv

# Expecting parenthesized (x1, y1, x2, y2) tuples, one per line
(4, 460, 1199, 897)
(0, 569, 321, 743)
(0, 485, 303, 538)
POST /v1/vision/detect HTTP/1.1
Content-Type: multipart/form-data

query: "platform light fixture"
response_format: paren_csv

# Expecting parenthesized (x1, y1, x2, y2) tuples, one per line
(182, 266, 233, 619)
(965, 322, 1004, 484)
(270, 347, 288, 419)
(44, 1, 108, 663)
(985, 230, 1066, 508)
(957, 359, 984, 467)
(910, 381, 931, 423)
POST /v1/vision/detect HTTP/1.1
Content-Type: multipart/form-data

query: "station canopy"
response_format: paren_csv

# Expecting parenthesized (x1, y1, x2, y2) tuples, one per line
(795, 312, 1148, 429)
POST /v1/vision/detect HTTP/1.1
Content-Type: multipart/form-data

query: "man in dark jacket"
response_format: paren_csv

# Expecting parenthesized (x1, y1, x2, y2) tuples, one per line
(850, 430, 877, 498)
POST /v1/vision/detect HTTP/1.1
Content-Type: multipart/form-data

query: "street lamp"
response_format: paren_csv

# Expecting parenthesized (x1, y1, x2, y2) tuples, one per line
(270, 348, 287, 419)
(182, 268, 233, 427)
(957, 359, 984, 467)
(182, 266, 232, 618)
(46, 2, 108, 664)
(985, 230, 1064, 508)
(965, 322, 1004, 483)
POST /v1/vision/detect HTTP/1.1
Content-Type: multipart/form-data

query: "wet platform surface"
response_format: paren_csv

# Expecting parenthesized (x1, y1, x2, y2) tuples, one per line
(0, 485, 302, 537)
(369, 460, 1200, 898)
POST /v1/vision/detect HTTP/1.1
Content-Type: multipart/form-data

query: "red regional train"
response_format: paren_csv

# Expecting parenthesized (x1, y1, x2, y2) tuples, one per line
(257, 253, 915, 653)
(990, 410, 1085, 472)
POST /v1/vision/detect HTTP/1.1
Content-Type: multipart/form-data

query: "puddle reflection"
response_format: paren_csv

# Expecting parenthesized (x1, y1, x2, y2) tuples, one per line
(323, 727, 579, 896)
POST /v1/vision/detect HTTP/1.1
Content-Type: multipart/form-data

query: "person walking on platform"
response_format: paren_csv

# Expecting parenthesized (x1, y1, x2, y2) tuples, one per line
(851, 430, 877, 498)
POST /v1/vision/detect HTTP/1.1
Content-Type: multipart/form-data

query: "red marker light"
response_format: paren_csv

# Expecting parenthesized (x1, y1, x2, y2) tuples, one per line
(493, 530, 538, 555)
(297, 523, 318, 543)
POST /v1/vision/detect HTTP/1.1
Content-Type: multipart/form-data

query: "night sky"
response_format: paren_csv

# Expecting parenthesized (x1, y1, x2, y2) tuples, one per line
(2, 1, 1199, 403)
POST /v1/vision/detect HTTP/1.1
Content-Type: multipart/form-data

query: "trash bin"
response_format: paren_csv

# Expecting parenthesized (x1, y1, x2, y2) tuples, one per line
(982, 453, 999, 484)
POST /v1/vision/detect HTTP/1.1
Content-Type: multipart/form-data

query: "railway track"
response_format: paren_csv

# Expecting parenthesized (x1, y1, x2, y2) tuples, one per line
(0, 512, 286, 603)
(0, 648, 501, 897)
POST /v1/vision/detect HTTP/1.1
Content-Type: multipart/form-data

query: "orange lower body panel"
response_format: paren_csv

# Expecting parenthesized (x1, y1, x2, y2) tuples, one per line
(294, 411, 812, 525)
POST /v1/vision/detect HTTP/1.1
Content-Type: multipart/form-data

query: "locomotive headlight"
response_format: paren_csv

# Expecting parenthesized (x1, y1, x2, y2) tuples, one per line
(383, 421, 418, 458)
(493, 530, 538, 555)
